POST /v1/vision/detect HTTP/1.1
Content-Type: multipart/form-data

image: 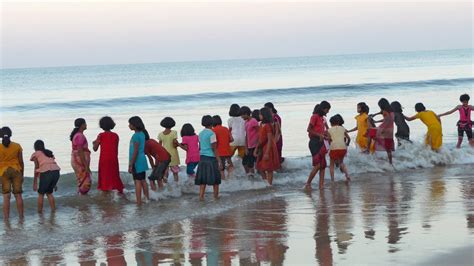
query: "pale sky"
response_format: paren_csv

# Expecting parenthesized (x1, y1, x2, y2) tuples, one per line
(0, 1, 472, 69)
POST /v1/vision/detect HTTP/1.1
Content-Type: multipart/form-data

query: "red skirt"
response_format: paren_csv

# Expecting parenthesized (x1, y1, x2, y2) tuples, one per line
(329, 149, 347, 160)
(368, 128, 377, 138)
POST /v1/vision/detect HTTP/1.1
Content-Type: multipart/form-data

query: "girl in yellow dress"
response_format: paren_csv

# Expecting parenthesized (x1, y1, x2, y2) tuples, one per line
(405, 103, 443, 151)
(348, 102, 375, 152)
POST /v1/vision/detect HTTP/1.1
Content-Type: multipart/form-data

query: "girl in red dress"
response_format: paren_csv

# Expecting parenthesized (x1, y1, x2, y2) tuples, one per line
(255, 107, 281, 186)
(93, 116, 124, 193)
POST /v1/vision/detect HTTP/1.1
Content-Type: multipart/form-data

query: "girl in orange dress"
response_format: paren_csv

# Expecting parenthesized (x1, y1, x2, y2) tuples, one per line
(255, 107, 280, 186)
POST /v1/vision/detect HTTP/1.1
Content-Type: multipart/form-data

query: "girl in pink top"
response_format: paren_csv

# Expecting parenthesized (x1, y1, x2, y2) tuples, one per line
(438, 94, 474, 148)
(373, 98, 395, 165)
(240, 106, 259, 175)
(179, 124, 200, 177)
(31, 140, 60, 212)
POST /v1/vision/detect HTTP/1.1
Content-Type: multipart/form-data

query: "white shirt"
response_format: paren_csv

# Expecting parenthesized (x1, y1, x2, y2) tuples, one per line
(328, 126, 347, 150)
(228, 117, 246, 146)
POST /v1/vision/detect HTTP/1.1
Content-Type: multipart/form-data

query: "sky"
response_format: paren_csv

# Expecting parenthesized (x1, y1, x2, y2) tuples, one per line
(0, 1, 472, 69)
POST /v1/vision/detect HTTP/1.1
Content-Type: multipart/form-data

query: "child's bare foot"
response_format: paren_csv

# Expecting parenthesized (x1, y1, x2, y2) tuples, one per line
(199, 196, 204, 201)
(304, 183, 312, 190)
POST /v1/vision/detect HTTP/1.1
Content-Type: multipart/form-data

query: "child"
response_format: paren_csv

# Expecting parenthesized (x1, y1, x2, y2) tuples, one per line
(128, 116, 149, 204)
(31, 140, 61, 212)
(405, 103, 443, 151)
(144, 130, 170, 191)
(70, 118, 91, 195)
(327, 115, 351, 182)
(304, 101, 331, 189)
(92, 116, 124, 193)
(374, 98, 395, 164)
(179, 123, 200, 177)
(195, 115, 222, 200)
(252, 109, 261, 122)
(438, 94, 473, 148)
(391, 101, 411, 146)
(255, 107, 281, 186)
(240, 106, 259, 176)
(0, 127, 24, 220)
(265, 102, 283, 163)
(228, 104, 246, 159)
(158, 117, 180, 182)
(213, 115, 234, 179)
(348, 102, 370, 151)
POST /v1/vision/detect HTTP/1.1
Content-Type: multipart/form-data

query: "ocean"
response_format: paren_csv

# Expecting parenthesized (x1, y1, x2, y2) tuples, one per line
(0, 49, 473, 264)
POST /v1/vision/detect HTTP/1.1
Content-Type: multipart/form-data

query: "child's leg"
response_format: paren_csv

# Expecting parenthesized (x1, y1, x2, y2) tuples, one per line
(199, 185, 206, 200)
(329, 159, 335, 181)
(227, 158, 234, 175)
(213, 184, 219, 199)
(173, 170, 179, 182)
(134, 180, 142, 204)
(14, 194, 24, 219)
(319, 167, 326, 189)
(3, 194, 11, 220)
(141, 180, 149, 200)
(387, 150, 393, 165)
(37, 194, 44, 213)
(267, 171, 273, 186)
(158, 180, 164, 189)
(163, 168, 169, 183)
(340, 162, 350, 181)
(305, 165, 320, 188)
(46, 193, 56, 210)
(149, 180, 157, 191)
(456, 136, 463, 149)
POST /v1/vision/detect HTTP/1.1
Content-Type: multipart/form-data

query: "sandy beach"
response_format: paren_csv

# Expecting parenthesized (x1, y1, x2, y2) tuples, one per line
(1, 164, 472, 265)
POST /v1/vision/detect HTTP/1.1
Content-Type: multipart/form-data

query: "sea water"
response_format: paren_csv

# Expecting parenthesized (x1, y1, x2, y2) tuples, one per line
(0, 49, 473, 263)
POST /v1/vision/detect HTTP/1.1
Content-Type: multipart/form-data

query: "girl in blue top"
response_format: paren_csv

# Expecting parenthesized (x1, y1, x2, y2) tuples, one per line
(195, 115, 222, 200)
(128, 116, 149, 204)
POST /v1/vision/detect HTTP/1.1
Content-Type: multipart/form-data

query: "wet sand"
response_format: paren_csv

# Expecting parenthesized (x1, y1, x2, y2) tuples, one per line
(1, 165, 473, 265)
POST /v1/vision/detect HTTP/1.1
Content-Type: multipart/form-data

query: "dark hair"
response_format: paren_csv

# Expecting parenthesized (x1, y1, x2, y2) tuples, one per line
(70, 118, 86, 141)
(34, 140, 54, 158)
(212, 115, 223, 126)
(264, 102, 278, 114)
(99, 116, 116, 131)
(201, 115, 214, 127)
(390, 101, 403, 113)
(240, 106, 251, 116)
(129, 116, 145, 131)
(329, 114, 344, 126)
(460, 94, 470, 102)
(181, 123, 196, 137)
(378, 98, 392, 112)
(415, 103, 426, 112)
(260, 107, 273, 124)
(357, 102, 369, 114)
(160, 117, 176, 129)
(252, 109, 261, 121)
(229, 104, 241, 117)
(143, 129, 150, 140)
(313, 101, 331, 116)
(1, 127, 12, 148)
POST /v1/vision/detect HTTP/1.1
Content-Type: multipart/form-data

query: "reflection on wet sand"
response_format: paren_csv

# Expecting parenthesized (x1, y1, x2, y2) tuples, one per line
(1, 167, 473, 265)
(313, 190, 333, 266)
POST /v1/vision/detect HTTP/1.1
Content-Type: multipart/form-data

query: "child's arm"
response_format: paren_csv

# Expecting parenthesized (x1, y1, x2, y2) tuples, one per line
(229, 131, 234, 143)
(404, 114, 417, 121)
(173, 138, 179, 148)
(263, 130, 273, 160)
(32, 158, 39, 191)
(211, 142, 222, 169)
(179, 143, 188, 151)
(344, 131, 351, 146)
(92, 135, 100, 152)
(129, 142, 139, 173)
(438, 105, 460, 118)
(347, 126, 357, 133)
(147, 154, 156, 169)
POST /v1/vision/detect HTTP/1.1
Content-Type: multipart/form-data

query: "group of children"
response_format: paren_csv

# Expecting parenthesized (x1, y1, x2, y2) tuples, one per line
(0, 95, 472, 219)
(304, 94, 473, 189)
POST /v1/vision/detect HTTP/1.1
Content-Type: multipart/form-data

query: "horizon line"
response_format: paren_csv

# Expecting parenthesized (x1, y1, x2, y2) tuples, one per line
(1, 47, 472, 71)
